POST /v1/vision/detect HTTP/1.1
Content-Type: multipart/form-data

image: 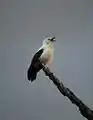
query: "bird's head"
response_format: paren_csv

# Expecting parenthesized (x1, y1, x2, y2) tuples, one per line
(43, 36, 56, 47)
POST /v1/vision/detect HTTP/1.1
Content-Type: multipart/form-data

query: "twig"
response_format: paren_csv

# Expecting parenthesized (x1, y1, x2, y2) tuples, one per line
(42, 66, 93, 120)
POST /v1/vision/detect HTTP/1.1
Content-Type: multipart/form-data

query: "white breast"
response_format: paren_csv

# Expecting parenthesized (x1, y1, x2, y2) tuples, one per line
(40, 48, 54, 65)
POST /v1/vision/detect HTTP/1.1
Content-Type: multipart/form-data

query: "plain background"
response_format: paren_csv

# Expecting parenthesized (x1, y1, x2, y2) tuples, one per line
(0, 0, 93, 120)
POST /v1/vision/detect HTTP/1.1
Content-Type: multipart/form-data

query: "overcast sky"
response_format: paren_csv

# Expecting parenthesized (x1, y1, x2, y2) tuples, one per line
(0, 0, 93, 120)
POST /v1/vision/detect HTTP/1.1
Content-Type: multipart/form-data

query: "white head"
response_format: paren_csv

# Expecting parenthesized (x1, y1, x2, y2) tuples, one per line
(43, 36, 56, 48)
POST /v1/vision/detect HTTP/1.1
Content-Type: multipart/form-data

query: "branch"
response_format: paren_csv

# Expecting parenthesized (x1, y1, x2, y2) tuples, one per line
(42, 66, 93, 120)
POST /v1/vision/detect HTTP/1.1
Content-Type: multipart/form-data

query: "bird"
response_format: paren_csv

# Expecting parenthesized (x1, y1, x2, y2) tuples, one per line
(27, 36, 56, 82)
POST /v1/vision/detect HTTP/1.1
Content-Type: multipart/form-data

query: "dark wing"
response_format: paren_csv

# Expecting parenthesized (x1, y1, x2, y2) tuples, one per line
(27, 49, 44, 81)
(31, 48, 44, 66)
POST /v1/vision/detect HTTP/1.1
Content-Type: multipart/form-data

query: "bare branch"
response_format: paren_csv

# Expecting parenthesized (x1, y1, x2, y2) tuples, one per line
(42, 66, 93, 120)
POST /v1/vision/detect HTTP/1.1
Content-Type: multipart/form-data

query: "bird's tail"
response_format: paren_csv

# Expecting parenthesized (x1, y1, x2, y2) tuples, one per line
(27, 66, 37, 82)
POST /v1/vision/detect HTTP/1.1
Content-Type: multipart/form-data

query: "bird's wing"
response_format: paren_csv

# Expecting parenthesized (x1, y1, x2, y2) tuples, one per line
(31, 48, 44, 65)
(27, 48, 44, 81)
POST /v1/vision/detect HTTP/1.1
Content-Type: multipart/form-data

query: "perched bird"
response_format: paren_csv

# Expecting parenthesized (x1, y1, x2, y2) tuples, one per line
(27, 36, 56, 82)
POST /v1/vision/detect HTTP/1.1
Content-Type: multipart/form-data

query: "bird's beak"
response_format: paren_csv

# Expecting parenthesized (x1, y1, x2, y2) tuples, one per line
(50, 37, 56, 42)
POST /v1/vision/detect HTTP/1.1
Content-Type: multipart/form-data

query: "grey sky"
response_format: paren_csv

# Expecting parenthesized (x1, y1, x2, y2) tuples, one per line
(0, 0, 93, 120)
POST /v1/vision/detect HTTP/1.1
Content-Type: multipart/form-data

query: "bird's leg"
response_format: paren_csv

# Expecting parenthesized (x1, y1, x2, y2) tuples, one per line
(38, 58, 45, 67)
(38, 59, 47, 75)
(39, 59, 51, 76)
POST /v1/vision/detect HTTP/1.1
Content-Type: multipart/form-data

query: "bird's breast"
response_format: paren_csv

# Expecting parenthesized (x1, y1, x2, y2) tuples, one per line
(40, 48, 54, 65)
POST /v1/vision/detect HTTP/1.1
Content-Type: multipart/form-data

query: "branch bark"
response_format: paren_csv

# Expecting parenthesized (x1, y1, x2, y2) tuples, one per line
(42, 66, 93, 120)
